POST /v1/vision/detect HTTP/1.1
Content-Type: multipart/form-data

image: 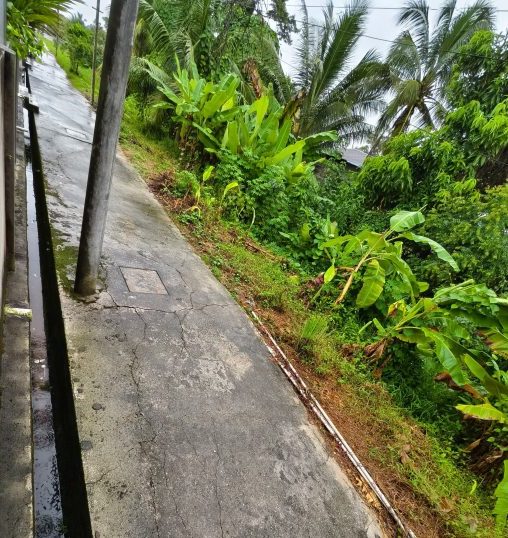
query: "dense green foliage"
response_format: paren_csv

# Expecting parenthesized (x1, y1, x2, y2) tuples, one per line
(64, 20, 93, 74)
(448, 30, 508, 112)
(131, 0, 290, 109)
(58, 14, 107, 76)
(149, 19, 507, 531)
(414, 186, 508, 293)
(359, 97, 508, 208)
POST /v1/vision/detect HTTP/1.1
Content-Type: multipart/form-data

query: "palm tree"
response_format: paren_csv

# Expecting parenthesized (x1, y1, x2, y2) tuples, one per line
(287, 0, 389, 144)
(7, 0, 75, 58)
(133, 0, 291, 103)
(378, 0, 495, 138)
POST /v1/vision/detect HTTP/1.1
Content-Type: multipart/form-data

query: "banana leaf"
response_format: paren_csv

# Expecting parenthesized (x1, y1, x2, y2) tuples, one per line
(456, 402, 507, 423)
(483, 329, 508, 358)
(356, 260, 386, 308)
(202, 75, 239, 119)
(463, 355, 508, 398)
(266, 140, 306, 165)
(423, 329, 467, 385)
(389, 210, 425, 232)
(494, 461, 508, 533)
(402, 231, 459, 271)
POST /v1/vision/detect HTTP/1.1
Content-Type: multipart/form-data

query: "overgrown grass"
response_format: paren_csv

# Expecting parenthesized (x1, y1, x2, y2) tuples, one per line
(119, 96, 178, 178)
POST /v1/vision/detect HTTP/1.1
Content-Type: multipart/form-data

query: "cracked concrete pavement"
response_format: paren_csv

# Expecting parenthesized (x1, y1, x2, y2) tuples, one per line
(30, 54, 383, 537)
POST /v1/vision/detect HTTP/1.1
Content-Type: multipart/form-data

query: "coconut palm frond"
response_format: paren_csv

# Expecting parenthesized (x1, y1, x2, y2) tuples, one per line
(398, 0, 431, 65)
(10, 0, 76, 31)
(291, 0, 383, 142)
(387, 32, 422, 81)
(295, 0, 314, 90)
(379, 0, 494, 140)
(312, 0, 369, 100)
(137, 0, 174, 58)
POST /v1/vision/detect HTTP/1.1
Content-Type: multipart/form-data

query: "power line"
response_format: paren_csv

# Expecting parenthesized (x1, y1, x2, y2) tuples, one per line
(288, 17, 503, 61)
(285, 3, 508, 11)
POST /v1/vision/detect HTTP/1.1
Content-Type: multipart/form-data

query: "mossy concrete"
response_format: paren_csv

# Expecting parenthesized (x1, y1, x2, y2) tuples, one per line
(30, 53, 383, 538)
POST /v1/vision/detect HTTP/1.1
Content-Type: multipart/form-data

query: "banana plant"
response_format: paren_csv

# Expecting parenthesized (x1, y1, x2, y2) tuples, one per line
(362, 280, 508, 384)
(144, 58, 240, 140)
(456, 356, 508, 535)
(359, 277, 508, 530)
(211, 92, 337, 181)
(319, 210, 458, 307)
(494, 462, 508, 536)
(188, 165, 215, 214)
(145, 59, 337, 180)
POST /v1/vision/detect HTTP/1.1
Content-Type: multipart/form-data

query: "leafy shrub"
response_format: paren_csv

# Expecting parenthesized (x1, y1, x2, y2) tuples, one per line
(65, 21, 93, 74)
(173, 170, 199, 198)
(360, 92, 508, 208)
(212, 149, 320, 246)
(311, 161, 367, 234)
(411, 185, 508, 294)
(359, 129, 469, 209)
(448, 30, 508, 113)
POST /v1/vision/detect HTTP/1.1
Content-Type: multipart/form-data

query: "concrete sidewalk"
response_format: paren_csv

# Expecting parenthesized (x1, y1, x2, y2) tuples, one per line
(31, 53, 382, 538)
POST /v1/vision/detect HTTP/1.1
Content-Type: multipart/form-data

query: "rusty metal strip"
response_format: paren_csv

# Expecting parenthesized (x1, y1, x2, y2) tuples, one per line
(251, 310, 417, 538)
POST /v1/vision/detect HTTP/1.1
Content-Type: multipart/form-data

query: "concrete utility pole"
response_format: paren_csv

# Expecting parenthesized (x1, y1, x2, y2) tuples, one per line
(74, 0, 139, 296)
(55, 10, 60, 57)
(91, 0, 101, 106)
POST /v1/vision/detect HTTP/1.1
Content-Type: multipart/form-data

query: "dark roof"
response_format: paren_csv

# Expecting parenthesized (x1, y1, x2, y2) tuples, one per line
(340, 148, 368, 169)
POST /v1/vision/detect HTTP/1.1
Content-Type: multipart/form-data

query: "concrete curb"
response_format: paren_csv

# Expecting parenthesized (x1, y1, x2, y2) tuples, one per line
(0, 101, 33, 538)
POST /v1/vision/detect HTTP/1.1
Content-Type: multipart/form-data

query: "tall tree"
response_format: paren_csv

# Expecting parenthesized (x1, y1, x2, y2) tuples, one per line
(132, 0, 290, 103)
(447, 30, 508, 187)
(288, 0, 388, 144)
(447, 30, 508, 112)
(377, 0, 494, 139)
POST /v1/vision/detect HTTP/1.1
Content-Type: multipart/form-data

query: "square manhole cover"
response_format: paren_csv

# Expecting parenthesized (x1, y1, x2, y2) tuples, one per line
(120, 267, 168, 295)
(65, 127, 90, 142)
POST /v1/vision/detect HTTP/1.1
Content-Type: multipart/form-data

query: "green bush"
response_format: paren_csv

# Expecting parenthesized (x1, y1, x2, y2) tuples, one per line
(173, 170, 199, 198)
(65, 21, 93, 74)
(410, 185, 508, 294)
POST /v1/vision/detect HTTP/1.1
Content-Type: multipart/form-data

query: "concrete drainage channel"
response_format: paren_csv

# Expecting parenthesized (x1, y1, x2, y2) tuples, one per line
(25, 68, 93, 538)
